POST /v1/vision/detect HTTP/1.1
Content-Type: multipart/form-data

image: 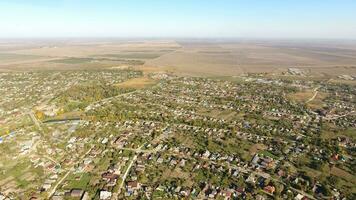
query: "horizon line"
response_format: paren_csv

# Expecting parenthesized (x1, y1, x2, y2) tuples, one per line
(1, 36, 356, 41)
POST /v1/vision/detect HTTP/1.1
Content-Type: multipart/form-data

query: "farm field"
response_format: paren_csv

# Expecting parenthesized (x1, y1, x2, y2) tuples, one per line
(1, 39, 356, 77)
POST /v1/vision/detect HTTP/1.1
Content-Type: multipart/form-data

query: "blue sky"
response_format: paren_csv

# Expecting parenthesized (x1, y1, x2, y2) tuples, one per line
(0, 0, 355, 38)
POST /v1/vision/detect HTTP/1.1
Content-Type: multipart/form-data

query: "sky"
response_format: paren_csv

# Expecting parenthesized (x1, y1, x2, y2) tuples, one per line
(0, 0, 355, 39)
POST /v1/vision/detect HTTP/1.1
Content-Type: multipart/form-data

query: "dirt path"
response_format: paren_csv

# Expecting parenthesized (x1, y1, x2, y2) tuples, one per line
(306, 87, 320, 103)
(48, 146, 93, 198)
(112, 144, 145, 200)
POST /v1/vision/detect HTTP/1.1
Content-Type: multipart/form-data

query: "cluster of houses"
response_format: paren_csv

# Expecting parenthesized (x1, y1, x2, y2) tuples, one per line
(1, 71, 354, 199)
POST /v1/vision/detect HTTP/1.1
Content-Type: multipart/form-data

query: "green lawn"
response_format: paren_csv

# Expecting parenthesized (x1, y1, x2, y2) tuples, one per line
(65, 173, 91, 189)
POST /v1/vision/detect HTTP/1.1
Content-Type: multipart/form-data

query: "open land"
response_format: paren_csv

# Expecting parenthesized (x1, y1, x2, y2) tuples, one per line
(1, 39, 356, 77)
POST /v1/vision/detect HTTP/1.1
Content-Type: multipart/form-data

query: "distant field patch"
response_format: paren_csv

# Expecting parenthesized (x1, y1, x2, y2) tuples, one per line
(124, 49, 174, 53)
(198, 51, 231, 54)
(48, 57, 146, 67)
(329, 79, 356, 86)
(50, 57, 95, 64)
(96, 53, 161, 59)
(115, 77, 157, 89)
(0, 53, 45, 62)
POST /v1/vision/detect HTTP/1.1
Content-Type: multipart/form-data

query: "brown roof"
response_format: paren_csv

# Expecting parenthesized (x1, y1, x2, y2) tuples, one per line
(102, 172, 119, 180)
(127, 181, 138, 188)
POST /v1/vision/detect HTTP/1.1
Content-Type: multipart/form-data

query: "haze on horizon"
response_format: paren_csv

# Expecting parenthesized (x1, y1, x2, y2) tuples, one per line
(0, 0, 356, 39)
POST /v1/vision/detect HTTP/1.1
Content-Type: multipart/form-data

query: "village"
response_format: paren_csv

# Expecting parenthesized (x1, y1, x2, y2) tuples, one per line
(0, 69, 355, 200)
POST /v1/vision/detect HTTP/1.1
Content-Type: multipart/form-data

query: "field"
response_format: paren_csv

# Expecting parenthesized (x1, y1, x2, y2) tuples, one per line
(0, 40, 179, 71)
(287, 89, 328, 109)
(0, 53, 46, 63)
(115, 77, 157, 89)
(146, 40, 356, 76)
(1, 39, 356, 77)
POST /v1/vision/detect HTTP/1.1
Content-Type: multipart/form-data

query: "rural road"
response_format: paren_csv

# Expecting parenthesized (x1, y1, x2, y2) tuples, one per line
(112, 144, 145, 200)
(28, 110, 43, 132)
(48, 146, 94, 198)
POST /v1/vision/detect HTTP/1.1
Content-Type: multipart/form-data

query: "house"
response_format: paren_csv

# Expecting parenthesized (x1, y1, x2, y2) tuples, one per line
(264, 186, 275, 194)
(180, 189, 190, 197)
(42, 183, 51, 191)
(246, 174, 256, 184)
(99, 191, 112, 200)
(51, 195, 64, 200)
(207, 188, 217, 198)
(102, 138, 108, 144)
(202, 150, 211, 159)
(236, 187, 245, 196)
(220, 190, 232, 199)
(251, 154, 259, 165)
(127, 181, 140, 189)
(256, 195, 267, 200)
(81, 192, 90, 200)
(127, 181, 141, 195)
(156, 157, 163, 164)
(277, 169, 286, 177)
(295, 194, 308, 200)
(70, 189, 84, 198)
(102, 172, 119, 182)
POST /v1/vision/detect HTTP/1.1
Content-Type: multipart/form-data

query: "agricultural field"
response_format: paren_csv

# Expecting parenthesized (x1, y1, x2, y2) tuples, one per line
(1, 39, 356, 77)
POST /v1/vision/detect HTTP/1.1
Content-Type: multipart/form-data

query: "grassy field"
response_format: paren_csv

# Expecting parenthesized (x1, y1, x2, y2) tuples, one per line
(287, 89, 328, 109)
(115, 77, 157, 89)
(288, 90, 315, 101)
(331, 167, 356, 184)
(321, 127, 356, 140)
(64, 173, 91, 190)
